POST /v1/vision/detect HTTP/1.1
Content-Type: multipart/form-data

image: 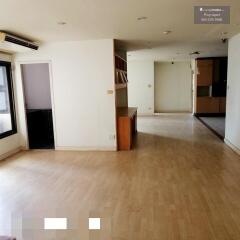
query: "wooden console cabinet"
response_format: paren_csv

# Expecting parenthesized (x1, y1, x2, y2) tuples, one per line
(114, 43, 137, 151)
(117, 107, 137, 151)
(196, 97, 223, 113)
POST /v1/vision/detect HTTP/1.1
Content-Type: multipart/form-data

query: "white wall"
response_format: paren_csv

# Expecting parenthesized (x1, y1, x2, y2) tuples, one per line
(14, 39, 117, 150)
(225, 33, 240, 152)
(21, 63, 52, 109)
(127, 60, 154, 115)
(0, 53, 21, 159)
(154, 62, 192, 112)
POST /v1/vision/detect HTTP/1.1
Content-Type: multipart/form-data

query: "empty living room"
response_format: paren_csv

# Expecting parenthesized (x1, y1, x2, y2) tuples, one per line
(1, 1, 240, 240)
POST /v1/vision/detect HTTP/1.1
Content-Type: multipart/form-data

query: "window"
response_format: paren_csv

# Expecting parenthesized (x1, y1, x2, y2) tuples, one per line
(0, 61, 17, 139)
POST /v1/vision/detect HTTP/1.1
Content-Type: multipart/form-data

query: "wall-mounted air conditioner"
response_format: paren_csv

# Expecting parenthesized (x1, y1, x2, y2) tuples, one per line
(0, 32, 39, 53)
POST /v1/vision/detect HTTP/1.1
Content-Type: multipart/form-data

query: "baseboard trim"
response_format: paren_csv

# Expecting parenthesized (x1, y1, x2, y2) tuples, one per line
(137, 113, 154, 116)
(55, 146, 117, 152)
(224, 138, 240, 156)
(0, 147, 22, 161)
(154, 112, 192, 115)
(195, 113, 226, 117)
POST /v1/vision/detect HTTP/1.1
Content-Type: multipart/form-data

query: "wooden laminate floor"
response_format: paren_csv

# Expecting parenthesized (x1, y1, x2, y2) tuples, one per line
(1, 114, 240, 240)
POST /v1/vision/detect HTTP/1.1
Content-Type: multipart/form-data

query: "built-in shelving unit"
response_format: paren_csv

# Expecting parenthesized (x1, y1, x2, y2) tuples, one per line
(115, 55, 128, 89)
(114, 43, 137, 151)
(115, 54, 127, 71)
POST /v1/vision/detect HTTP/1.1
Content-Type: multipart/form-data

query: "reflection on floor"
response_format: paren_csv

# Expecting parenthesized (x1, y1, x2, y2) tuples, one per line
(199, 116, 225, 139)
(1, 114, 240, 240)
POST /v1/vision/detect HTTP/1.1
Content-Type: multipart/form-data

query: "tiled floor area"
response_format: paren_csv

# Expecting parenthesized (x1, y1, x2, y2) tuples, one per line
(199, 116, 225, 138)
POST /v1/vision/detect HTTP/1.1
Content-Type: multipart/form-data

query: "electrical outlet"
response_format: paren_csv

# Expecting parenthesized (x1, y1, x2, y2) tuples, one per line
(109, 134, 116, 140)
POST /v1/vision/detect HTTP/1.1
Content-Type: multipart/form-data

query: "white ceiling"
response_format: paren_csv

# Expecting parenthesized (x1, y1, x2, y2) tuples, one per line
(0, 0, 240, 60)
(127, 41, 229, 62)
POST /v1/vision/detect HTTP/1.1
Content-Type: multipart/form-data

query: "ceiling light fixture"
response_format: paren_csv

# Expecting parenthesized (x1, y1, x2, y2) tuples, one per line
(190, 51, 200, 55)
(146, 42, 153, 49)
(221, 31, 228, 35)
(137, 16, 148, 21)
(163, 30, 172, 35)
(57, 21, 67, 25)
(221, 38, 228, 44)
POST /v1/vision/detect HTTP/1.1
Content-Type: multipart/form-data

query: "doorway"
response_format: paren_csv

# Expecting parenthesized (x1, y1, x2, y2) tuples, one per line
(194, 57, 228, 140)
(154, 61, 192, 113)
(21, 63, 55, 149)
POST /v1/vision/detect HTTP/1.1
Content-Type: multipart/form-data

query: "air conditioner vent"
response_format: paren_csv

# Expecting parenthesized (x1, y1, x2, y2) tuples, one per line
(0, 32, 39, 52)
(5, 35, 38, 50)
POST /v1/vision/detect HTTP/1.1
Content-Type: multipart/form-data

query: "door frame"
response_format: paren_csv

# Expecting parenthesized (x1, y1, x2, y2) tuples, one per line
(17, 60, 57, 150)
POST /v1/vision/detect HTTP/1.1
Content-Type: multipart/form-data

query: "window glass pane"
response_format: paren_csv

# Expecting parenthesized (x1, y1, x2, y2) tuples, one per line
(0, 62, 15, 137)
(0, 67, 6, 86)
(0, 92, 7, 111)
(0, 112, 12, 134)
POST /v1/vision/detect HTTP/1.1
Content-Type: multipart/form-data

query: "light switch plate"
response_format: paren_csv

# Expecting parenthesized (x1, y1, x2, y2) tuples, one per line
(107, 90, 114, 94)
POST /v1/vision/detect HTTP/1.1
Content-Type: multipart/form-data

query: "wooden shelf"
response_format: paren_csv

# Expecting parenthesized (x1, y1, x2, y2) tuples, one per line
(115, 70, 128, 85)
(115, 54, 127, 62)
(115, 83, 127, 90)
(115, 55, 127, 72)
(116, 68, 127, 74)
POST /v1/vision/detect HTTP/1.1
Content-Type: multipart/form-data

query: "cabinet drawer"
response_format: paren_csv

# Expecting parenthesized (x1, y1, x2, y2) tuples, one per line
(196, 97, 220, 113)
